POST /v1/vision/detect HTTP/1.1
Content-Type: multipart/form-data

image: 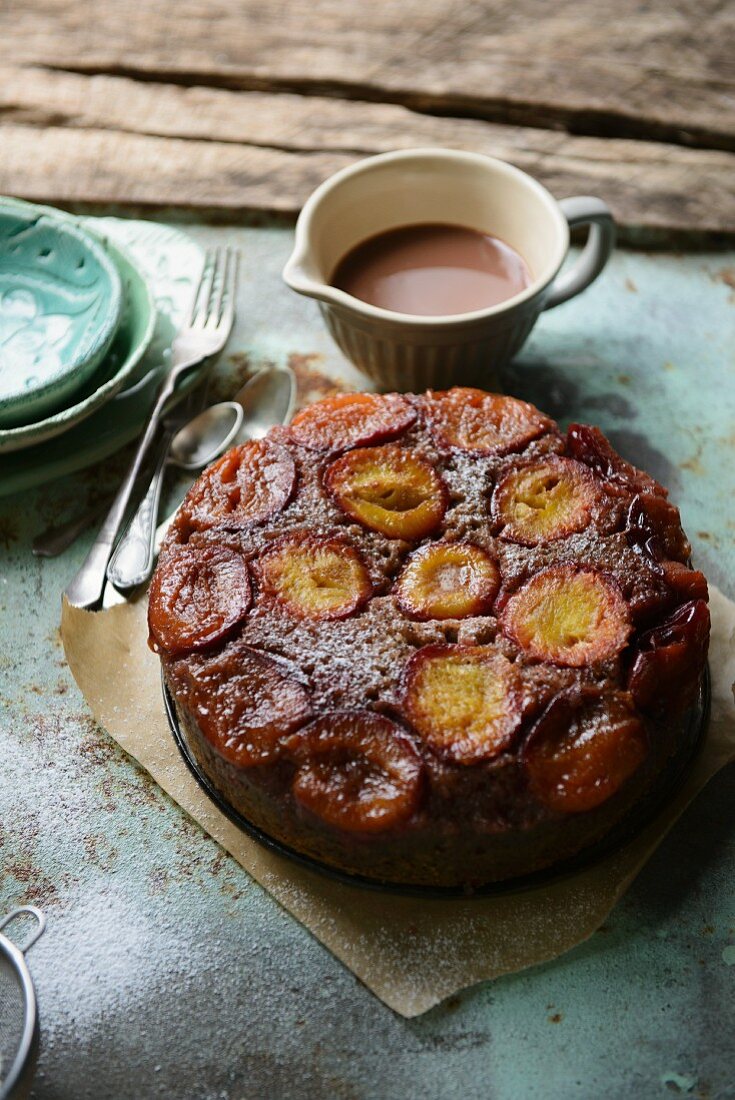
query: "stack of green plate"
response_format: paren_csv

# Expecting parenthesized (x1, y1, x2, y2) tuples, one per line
(0, 197, 156, 459)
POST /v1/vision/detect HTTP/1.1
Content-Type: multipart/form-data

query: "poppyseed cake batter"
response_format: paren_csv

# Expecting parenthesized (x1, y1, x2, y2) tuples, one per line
(148, 388, 710, 888)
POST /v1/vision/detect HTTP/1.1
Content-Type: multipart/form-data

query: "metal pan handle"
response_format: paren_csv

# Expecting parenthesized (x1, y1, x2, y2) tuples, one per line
(0, 907, 46, 954)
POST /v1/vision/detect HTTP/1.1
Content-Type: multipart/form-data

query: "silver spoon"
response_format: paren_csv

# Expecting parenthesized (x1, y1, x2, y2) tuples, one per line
(105, 401, 243, 590)
(32, 401, 242, 559)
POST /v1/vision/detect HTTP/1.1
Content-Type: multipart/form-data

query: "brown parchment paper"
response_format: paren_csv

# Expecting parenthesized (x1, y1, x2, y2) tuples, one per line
(61, 586, 735, 1017)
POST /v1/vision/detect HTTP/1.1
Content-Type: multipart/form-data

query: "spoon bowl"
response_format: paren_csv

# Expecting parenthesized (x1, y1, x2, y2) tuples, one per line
(234, 364, 296, 442)
(170, 400, 243, 471)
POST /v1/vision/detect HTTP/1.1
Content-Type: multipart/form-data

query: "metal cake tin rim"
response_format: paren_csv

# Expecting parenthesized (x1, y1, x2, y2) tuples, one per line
(162, 668, 710, 900)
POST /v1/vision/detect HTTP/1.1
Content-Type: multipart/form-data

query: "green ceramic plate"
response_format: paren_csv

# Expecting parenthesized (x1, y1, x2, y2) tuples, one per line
(0, 214, 204, 493)
(0, 231, 155, 453)
(0, 201, 123, 427)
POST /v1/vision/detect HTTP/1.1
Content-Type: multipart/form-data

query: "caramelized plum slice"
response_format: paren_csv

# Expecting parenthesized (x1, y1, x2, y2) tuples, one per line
(403, 644, 523, 763)
(628, 598, 710, 715)
(493, 456, 599, 544)
(424, 387, 552, 455)
(288, 711, 423, 833)
(396, 542, 499, 620)
(148, 544, 252, 655)
(626, 492, 691, 563)
(179, 440, 296, 533)
(661, 560, 709, 603)
(501, 565, 631, 666)
(326, 444, 446, 539)
(626, 558, 708, 627)
(258, 533, 371, 620)
(566, 424, 665, 497)
(168, 642, 312, 767)
(524, 687, 647, 813)
(289, 392, 416, 452)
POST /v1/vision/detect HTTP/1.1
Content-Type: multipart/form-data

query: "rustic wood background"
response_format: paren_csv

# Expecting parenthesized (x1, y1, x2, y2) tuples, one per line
(2, 0, 734, 242)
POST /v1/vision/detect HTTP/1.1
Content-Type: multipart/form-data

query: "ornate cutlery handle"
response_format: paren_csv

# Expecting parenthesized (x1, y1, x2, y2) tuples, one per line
(64, 355, 201, 609)
(106, 430, 173, 592)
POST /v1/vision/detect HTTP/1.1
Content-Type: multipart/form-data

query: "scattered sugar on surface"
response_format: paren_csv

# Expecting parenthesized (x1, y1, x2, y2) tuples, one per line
(35, 890, 201, 1029)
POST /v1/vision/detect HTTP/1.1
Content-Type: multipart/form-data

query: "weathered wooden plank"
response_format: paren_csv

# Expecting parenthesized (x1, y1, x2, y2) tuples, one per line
(0, 123, 346, 211)
(2, 0, 733, 149)
(0, 67, 733, 239)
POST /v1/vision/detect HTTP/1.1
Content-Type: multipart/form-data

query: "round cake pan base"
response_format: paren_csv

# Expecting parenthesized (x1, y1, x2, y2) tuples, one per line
(163, 670, 710, 900)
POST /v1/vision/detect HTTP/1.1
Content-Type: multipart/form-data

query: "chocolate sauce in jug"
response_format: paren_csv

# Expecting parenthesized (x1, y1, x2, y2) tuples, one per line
(331, 223, 531, 316)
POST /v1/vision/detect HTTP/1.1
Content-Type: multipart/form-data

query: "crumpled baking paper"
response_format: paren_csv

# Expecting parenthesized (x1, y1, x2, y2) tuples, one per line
(61, 587, 735, 1017)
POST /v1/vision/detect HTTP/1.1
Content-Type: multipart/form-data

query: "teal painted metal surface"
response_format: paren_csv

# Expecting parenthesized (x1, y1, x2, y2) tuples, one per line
(0, 223, 733, 1100)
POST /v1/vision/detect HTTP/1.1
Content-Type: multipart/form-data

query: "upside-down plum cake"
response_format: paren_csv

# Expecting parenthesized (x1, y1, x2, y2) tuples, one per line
(149, 388, 709, 888)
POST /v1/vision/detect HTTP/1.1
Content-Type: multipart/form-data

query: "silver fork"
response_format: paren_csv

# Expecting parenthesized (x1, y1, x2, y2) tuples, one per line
(65, 246, 239, 610)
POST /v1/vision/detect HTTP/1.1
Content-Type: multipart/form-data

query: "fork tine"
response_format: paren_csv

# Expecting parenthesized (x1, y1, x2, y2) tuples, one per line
(184, 247, 217, 328)
(195, 247, 225, 328)
(193, 247, 223, 328)
(225, 248, 240, 326)
(207, 247, 239, 333)
(205, 245, 233, 329)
